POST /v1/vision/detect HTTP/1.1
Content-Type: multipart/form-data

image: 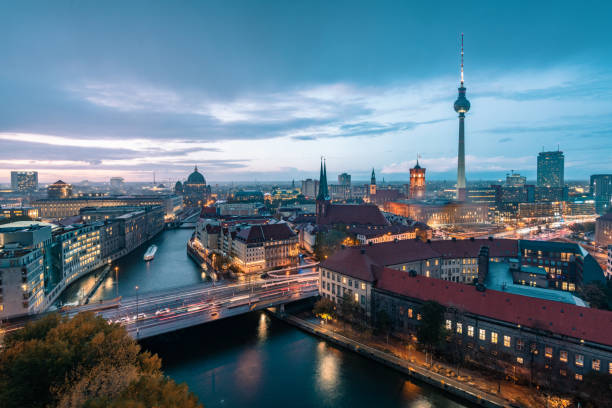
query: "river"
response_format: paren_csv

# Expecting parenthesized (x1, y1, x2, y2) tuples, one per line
(62, 228, 470, 408)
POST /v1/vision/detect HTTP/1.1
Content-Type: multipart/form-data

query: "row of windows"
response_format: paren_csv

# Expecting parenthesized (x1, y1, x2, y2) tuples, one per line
(445, 320, 612, 373)
(323, 270, 366, 290)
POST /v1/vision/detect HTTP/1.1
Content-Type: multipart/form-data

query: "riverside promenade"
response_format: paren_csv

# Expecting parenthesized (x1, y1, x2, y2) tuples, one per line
(270, 311, 548, 408)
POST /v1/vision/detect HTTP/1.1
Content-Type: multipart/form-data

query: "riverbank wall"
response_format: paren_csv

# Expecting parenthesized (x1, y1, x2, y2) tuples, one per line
(269, 311, 510, 408)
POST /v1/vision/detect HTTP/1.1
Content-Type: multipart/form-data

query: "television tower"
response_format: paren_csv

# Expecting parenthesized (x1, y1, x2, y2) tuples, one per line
(453, 33, 470, 200)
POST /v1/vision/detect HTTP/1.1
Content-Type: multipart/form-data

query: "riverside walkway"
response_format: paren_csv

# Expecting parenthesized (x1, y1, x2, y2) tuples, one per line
(273, 313, 516, 408)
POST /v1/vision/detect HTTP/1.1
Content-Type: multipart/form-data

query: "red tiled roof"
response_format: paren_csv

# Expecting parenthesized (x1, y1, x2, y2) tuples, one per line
(236, 223, 296, 243)
(321, 238, 518, 276)
(318, 204, 389, 226)
(375, 267, 612, 346)
(321, 247, 379, 282)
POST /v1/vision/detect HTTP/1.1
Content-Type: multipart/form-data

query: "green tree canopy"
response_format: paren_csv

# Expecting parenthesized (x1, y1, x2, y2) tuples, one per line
(0, 312, 202, 408)
(416, 301, 447, 350)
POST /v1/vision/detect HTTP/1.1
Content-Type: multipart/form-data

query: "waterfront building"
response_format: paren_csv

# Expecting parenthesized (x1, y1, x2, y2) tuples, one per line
(32, 194, 182, 220)
(232, 223, 299, 273)
(590, 174, 612, 214)
(505, 171, 526, 187)
(79, 205, 164, 257)
(384, 200, 488, 226)
(409, 160, 426, 199)
(0, 224, 52, 318)
(11, 171, 38, 192)
(453, 35, 470, 201)
(301, 179, 319, 199)
(183, 166, 211, 207)
(47, 180, 73, 199)
(338, 173, 351, 186)
(371, 270, 612, 387)
(52, 224, 101, 286)
(595, 212, 612, 247)
(537, 150, 564, 188)
(319, 238, 604, 317)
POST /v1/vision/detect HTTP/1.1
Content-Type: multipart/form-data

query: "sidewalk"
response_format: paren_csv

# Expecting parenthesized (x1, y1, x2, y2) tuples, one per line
(275, 312, 553, 408)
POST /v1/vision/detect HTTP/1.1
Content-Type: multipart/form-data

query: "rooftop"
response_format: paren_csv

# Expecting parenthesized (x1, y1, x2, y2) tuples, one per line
(236, 223, 297, 243)
(375, 267, 612, 347)
(317, 203, 389, 227)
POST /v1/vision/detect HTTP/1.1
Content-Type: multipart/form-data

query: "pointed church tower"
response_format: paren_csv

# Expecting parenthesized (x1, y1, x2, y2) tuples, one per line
(316, 158, 330, 224)
(369, 168, 377, 196)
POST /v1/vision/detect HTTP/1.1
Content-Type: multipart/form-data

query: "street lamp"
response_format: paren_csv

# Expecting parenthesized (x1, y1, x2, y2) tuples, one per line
(135, 285, 139, 318)
(114, 266, 119, 298)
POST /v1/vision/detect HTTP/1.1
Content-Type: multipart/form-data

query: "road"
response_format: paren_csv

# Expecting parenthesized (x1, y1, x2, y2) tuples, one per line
(1, 271, 320, 342)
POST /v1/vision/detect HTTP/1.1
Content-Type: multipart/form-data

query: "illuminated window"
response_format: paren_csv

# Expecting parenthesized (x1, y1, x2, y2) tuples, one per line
(416, 314, 421, 321)
(425, 270, 430, 277)
(445, 320, 452, 330)
(408, 308, 413, 318)
(456, 323, 462, 334)
(361, 283, 366, 290)
(426, 260, 430, 267)
(354, 293, 359, 303)
(467, 325, 474, 337)
(342, 277, 347, 284)
(575, 354, 584, 367)
(559, 350, 568, 363)
(592, 359, 600, 371)
(575, 373, 582, 381)
(516, 357, 523, 365)
(435, 259, 439, 266)
(609, 362, 612, 375)
(545, 347, 553, 358)
(479, 329, 486, 341)
(503, 335, 511, 347)
(490, 332, 498, 344)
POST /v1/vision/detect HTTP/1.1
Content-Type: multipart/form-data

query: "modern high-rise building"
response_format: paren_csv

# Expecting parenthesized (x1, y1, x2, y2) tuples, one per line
(11, 171, 38, 192)
(537, 150, 564, 188)
(590, 174, 612, 214)
(337, 173, 351, 186)
(301, 178, 319, 199)
(453, 34, 470, 201)
(409, 160, 426, 199)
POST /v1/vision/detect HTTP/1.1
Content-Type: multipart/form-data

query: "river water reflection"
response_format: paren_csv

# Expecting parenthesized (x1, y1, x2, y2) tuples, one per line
(62, 228, 471, 407)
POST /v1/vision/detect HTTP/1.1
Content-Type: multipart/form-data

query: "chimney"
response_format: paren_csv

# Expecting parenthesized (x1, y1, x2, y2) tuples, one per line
(477, 246, 490, 285)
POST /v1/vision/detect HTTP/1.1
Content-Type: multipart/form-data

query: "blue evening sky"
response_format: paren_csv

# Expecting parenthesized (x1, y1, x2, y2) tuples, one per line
(1, 1, 611, 183)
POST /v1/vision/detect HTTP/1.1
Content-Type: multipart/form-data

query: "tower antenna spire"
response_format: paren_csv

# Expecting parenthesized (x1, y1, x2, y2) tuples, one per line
(460, 33, 464, 86)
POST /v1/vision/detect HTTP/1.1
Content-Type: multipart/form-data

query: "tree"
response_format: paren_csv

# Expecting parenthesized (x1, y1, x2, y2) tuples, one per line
(313, 297, 336, 321)
(339, 292, 360, 328)
(416, 301, 446, 364)
(0, 312, 202, 408)
(579, 282, 610, 310)
(375, 309, 392, 344)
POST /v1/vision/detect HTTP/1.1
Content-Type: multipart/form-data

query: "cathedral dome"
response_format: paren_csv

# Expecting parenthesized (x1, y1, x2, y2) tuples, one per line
(186, 166, 206, 184)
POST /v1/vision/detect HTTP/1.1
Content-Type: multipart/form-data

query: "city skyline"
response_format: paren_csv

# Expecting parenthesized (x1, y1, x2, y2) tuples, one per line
(2, 1, 612, 182)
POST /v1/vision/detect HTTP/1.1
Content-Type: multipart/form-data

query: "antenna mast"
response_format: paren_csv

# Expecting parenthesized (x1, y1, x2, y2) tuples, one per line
(460, 33, 464, 85)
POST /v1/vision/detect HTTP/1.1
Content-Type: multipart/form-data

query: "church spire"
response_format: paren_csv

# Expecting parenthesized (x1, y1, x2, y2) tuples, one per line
(317, 157, 329, 201)
(370, 168, 376, 185)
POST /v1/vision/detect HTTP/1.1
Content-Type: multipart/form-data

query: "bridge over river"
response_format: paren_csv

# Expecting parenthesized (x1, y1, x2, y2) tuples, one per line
(1, 272, 319, 341)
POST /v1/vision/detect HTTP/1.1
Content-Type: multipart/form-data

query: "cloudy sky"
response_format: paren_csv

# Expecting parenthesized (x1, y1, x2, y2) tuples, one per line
(2, 1, 611, 183)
